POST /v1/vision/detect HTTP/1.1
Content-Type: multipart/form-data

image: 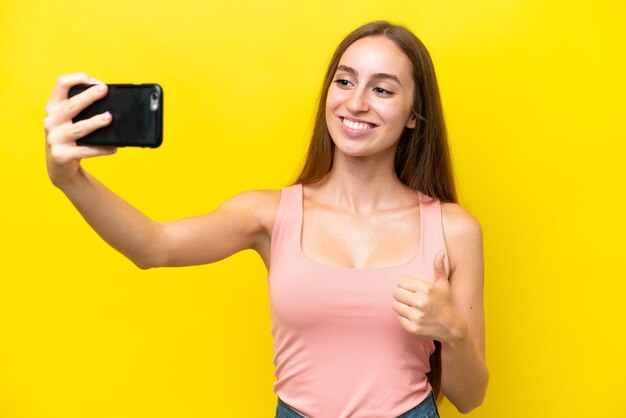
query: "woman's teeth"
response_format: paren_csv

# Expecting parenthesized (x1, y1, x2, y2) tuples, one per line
(342, 118, 375, 130)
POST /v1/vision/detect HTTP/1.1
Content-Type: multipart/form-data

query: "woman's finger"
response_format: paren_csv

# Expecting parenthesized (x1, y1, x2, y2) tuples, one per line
(74, 145, 117, 159)
(396, 276, 430, 293)
(392, 300, 413, 318)
(46, 73, 102, 114)
(50, 83, 108, 123)
(393, 286, 417, 306)
(51, 143, 117, 163)
(48, 111, 112, 145)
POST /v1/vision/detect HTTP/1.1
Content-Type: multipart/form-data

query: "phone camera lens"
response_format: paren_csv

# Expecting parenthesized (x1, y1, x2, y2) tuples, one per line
(150, 91, 159, 111)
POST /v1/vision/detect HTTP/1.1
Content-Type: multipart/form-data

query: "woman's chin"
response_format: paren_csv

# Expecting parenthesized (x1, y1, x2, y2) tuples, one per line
(332, 143, 396, 160)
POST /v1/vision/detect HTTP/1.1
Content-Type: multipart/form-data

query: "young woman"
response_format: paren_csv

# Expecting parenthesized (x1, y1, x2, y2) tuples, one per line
(44, 21, 488, 418)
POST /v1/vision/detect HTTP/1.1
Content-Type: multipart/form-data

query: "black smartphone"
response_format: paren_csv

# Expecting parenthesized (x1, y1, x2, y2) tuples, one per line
(68, 84, 163, 148)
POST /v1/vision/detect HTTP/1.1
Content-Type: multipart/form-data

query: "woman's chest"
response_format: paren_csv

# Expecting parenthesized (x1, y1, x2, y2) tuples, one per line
(301, 203, 422, 270)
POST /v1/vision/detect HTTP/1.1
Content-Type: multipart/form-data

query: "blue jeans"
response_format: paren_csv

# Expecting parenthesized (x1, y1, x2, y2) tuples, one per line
(274, 392, 440, 418)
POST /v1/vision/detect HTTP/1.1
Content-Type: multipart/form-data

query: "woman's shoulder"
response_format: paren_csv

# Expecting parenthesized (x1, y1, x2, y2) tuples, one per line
(227, 187, 282, 202)
(222, 188, 282, 213)
(440, 202, 483, 277)
(220, 188, 283, 233)
(440, 201, 483, 245)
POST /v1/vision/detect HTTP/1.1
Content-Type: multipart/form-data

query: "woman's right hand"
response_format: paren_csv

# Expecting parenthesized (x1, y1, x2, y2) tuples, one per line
(43, 72, 117, 187)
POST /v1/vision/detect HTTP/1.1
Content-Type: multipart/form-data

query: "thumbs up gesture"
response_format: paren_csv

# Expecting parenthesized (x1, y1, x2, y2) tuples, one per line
(393, 249, 466, 343)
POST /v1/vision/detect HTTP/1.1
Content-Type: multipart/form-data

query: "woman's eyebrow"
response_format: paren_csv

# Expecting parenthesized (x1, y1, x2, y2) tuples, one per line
(336, 65, 403, 87)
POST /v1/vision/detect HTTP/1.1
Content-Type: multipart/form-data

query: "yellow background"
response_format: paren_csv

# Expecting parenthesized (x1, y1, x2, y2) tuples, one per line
(1, 0, 625, 417)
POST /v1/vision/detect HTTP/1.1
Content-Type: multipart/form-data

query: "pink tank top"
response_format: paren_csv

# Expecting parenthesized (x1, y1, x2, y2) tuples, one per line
(268, 184, 448, 418)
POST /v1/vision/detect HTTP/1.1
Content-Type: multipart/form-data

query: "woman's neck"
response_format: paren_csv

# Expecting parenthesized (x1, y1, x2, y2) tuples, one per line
(312, 152, 414, 214)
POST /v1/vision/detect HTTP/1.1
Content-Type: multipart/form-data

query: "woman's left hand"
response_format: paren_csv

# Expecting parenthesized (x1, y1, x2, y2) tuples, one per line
(392, 249, 468, 344)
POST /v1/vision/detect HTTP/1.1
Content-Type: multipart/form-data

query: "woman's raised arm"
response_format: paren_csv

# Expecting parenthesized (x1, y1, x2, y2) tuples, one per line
(44, 73, 272, 269)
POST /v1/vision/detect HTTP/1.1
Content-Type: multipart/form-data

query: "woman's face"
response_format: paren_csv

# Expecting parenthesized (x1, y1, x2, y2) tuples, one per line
(325, 36, 416, 159)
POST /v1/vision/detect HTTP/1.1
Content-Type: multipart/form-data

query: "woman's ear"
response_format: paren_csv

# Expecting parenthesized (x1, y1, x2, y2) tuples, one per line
(406, 112, 417, 129)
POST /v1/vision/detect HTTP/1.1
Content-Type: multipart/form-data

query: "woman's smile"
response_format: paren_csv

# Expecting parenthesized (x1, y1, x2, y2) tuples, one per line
(339, 116, 379, 137)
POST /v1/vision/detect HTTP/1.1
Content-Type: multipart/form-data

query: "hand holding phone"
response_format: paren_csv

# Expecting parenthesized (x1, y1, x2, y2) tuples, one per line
(44, 73, 118, 186)
(69, 84, 163, 148)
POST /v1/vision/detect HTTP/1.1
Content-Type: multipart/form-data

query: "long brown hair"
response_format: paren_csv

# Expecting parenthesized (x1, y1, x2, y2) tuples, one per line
(293, 20, 457, 402)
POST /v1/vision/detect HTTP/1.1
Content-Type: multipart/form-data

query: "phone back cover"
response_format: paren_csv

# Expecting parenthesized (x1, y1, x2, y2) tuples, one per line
(69, 84, 163, 148)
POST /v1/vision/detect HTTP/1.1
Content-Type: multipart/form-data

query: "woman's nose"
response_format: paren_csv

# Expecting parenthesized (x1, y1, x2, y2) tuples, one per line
(346, 87, 369, 113)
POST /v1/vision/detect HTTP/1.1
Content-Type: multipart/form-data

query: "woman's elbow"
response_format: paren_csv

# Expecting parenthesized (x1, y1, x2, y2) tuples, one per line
(130, 224, 170, 269)
(456, 396, 485, 414)
(451, 370, 489, 414)
(133, 259, 155, 270)
(129, 250, 168, 270)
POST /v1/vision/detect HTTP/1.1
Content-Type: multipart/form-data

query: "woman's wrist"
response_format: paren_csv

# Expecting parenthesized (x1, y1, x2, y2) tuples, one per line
(442, 313, 470, 354)
(52, 167, 90, 199)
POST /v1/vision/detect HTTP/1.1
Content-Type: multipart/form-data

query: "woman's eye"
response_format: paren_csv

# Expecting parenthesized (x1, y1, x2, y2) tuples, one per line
(374, 87, 393, 96)
(334, 79, 352, 87)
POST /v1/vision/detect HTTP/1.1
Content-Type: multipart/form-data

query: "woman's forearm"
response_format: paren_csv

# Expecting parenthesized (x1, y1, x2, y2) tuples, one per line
(440, 323, 489, 413)
(56, 167, 167, 269)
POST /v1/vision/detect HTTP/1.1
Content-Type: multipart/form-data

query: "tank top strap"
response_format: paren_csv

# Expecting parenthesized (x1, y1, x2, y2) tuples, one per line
(417, 192, 450, 277)
(269, 184, 303, 270)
